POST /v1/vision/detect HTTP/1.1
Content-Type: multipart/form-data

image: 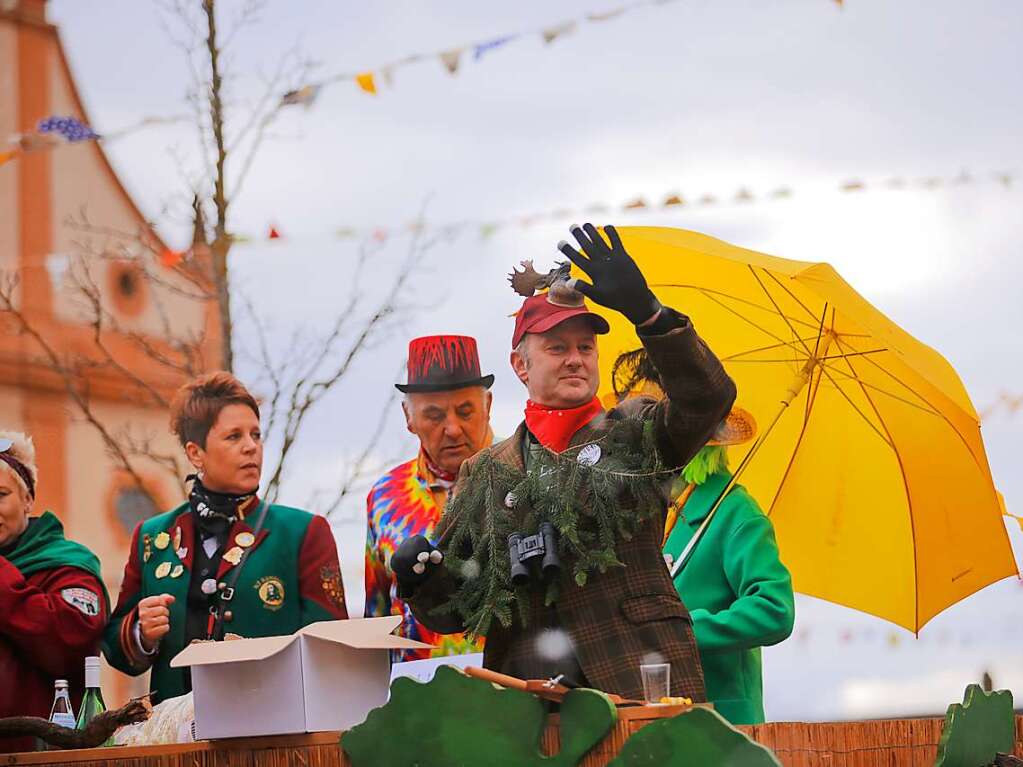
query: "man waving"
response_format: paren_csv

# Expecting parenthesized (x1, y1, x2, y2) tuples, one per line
(394, 224, 735, 702)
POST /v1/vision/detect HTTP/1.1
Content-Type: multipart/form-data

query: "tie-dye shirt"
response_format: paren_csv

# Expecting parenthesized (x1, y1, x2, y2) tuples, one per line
(364, 449, 484, 661)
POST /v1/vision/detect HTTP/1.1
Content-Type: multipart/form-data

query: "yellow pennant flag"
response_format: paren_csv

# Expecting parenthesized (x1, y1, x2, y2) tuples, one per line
(356, 72, 377, 95)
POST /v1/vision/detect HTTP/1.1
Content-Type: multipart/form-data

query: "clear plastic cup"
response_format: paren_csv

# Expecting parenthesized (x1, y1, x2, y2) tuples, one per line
(640, 663, 670, 704)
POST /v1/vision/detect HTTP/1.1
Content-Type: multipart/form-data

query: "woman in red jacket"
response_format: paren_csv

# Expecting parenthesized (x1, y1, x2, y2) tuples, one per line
(0, 431, 109, 753)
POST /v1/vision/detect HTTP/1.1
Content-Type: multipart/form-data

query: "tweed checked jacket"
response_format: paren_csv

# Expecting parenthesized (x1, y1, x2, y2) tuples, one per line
(410, 310, 736, 702)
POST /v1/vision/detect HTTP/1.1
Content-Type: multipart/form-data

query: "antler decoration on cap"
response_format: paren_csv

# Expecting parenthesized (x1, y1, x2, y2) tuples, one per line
(507, 260, 583, 307)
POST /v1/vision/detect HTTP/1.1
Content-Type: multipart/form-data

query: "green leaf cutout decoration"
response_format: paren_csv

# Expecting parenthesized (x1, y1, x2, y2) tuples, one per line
(608, 706, 781, 767)
(342, 665, 618, 767)
(934, 684, 1015, 767)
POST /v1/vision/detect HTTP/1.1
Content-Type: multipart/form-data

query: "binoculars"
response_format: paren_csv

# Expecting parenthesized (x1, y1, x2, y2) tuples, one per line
(507, 522, 561, 586)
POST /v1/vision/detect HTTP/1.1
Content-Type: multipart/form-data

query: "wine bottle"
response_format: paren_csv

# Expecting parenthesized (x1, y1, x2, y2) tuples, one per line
(76, 656, 111, 745)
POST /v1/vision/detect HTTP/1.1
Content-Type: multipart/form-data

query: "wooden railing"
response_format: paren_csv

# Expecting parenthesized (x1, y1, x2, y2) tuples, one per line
(4, 713, 1022, 766)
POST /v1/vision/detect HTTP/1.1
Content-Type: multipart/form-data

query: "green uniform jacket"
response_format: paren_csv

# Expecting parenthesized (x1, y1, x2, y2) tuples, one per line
(102, 502, 348, 703)
(663, 472, 795, 725)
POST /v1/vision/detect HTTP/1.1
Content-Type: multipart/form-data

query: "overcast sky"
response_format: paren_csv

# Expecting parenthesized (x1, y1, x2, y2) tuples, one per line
(48, 0, 1023, 720)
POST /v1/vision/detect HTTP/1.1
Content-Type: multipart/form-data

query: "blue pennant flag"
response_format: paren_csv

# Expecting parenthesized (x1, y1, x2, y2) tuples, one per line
(37, 115, 100, 142)
(473, 35, 516, 61)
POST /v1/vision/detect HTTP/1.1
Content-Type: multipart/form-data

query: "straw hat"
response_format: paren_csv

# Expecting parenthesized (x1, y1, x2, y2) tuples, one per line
(707, 407, 757, 447)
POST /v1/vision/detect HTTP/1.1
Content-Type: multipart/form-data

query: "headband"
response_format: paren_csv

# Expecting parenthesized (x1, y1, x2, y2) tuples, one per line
(0, 443, 35, 499)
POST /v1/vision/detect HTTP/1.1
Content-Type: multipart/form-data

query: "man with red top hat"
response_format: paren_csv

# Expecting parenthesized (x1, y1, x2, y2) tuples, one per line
(364, 335, 493, 661)
(392, 223, 736, 703)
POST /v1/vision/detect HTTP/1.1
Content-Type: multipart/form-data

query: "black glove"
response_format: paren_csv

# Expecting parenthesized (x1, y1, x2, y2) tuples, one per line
(558, 223, 661, 326)
(391, 535, 443, 597)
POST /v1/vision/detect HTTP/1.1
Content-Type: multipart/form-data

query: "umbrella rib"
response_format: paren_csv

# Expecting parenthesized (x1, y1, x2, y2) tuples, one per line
(817, 360, 938, 416)
(815, 364, 895, 448)
(764, 268, 823, 324)
(834, 352, 921, 632)
(831, 335, 990, 472)
(720, 337, 824, 362)
(749, 266, 815, 358)
(655, 283, 824, 333)
(766, 346, 826, 517)
(686, 288, 811, 356)
(810, 305, 831, 421)
(847, 341, 982, 425)
(726, 350, 889, 364)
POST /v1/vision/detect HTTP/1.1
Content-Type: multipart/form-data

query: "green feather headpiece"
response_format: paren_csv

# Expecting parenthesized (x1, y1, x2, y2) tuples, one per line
(681, 445, 730, 486)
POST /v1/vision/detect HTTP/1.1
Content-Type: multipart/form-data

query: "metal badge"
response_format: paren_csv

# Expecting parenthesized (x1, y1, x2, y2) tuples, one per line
(154, 532, 170, 550)
(504, 491, 517, 509)
(576, 444, 602, 466)
(223, 546, 244, 566)
(154, 562, 171, 579)
(201, 578, 218, 595)
(173, 527, 182, 551)
(143, 534, 152, 563)
(235, 532, 255, 548)
(176, 547, 188, 561)
(170, 564, 184, 579)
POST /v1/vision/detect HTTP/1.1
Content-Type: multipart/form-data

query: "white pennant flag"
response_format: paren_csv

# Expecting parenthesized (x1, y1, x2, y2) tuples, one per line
(541, 21, 577, 45)
(439, 48, 463, 75)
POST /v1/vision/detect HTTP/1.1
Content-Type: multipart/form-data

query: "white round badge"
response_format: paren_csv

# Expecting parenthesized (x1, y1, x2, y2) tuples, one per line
(576, 444, 602, 467)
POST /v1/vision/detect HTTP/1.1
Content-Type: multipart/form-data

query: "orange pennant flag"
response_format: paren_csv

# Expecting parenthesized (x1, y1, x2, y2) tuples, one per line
(355, 72, 377, 95)
(159, 248, 184, 268)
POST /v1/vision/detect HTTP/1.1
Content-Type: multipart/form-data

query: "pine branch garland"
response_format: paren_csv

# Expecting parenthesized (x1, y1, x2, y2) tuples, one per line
(439, 418, 676, 638)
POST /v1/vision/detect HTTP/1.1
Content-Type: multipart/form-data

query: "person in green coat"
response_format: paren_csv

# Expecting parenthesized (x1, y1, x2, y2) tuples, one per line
(103, 373, 349, 703)
(612, 351, 795, 725)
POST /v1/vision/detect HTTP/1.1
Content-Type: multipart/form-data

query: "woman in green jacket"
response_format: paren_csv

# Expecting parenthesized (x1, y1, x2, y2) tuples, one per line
(612, 351, 795, 725)
(103, 372, 349, 703)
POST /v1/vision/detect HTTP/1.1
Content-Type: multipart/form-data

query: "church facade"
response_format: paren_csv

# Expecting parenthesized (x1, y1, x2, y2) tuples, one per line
(1, 0, 222, 703)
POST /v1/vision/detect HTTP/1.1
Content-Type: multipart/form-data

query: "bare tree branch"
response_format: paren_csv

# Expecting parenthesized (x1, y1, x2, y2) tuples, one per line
(203, 0, 235, 372)
(256, 214, 440, 504)
(0, 273, 151, 492)
(319, 370, 404, 518)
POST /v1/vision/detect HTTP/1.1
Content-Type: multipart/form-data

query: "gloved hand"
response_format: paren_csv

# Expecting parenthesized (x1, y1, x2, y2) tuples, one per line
(558, 223, 661, 326)
(391, 535, 444, 596)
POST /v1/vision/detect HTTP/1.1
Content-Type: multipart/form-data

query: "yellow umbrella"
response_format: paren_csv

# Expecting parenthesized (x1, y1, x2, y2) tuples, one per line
(594, 226, 1018, 632)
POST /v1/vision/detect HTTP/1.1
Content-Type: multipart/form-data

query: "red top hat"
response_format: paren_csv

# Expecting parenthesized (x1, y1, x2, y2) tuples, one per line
(511, 293, 610, 349)
(396, 335, 495, 393)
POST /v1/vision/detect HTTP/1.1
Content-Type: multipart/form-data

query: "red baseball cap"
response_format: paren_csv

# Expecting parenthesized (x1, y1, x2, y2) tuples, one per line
(511, 293, 610, 349)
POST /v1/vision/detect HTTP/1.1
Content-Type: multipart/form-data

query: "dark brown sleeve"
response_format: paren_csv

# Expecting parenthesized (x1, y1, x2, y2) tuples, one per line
(636, 308, 737, 468)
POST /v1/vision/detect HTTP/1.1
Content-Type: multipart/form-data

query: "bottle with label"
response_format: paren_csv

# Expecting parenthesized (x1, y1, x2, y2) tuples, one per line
(75, 656, 108, 740)
(48, 679, 76, 729)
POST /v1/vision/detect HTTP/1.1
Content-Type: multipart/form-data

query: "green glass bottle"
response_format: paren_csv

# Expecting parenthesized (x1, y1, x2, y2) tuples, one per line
(75, 656, 109, 744)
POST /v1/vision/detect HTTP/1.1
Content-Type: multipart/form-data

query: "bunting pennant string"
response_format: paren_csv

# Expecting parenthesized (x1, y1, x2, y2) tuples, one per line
(1, 112, 191, 166)
(230, 167, 1016, 246)
(980, 391, 1023, 421)
(792, 619, 1023, 647)
(279, 0, 841, 102)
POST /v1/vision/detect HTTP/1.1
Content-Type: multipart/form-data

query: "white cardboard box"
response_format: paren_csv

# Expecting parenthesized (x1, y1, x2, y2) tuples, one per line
(170, 616, 428, 740)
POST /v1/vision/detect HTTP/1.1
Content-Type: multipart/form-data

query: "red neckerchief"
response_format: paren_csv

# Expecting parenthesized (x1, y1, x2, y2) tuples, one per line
(524, 397, 604, 453)
(419, 448, 456, 488)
